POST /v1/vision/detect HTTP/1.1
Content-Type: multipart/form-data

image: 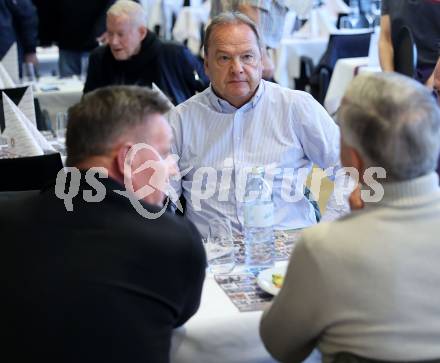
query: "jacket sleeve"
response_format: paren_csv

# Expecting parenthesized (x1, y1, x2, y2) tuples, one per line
(7, 0, 38, 54)
(175, 218, 206, 327)
(260, 235, 327, 362)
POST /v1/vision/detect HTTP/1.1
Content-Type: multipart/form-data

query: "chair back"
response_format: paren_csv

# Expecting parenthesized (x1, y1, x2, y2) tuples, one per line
(0, 153, 63, 191)
(320, 31, 372, 71)
(392, 25, 417, 78)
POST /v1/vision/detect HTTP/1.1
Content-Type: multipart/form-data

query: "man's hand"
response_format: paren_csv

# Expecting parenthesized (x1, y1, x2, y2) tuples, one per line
(349, 184, 364, 211)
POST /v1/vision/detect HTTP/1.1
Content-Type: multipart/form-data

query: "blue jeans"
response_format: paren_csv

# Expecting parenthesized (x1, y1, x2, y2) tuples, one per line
(58, 49, 89, 77)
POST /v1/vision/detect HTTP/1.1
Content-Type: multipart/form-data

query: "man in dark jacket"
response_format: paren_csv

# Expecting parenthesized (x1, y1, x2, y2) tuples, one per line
(0, 85, 206, 363)
(84, 0, 208, 105)
(0, 0, 38, 73)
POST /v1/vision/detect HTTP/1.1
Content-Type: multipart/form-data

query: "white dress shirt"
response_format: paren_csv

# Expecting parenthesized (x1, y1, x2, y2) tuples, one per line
(168, 80, 348, 236)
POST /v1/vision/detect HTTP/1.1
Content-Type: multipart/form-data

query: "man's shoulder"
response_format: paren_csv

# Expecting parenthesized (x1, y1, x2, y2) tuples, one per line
(263, 80, 315, 100)
(299, 211, 366, 255)
(170, 87, 212, 115)
(89, 44, 109, 60)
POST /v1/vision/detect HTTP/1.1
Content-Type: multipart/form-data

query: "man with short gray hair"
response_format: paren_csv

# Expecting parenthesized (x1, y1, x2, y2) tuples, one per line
(84, 0, 208, 104)
(261, 72, 440, 362)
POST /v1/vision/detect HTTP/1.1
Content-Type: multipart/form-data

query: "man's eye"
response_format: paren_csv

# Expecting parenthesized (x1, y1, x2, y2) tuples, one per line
(241, 54, 255, 64)
(218, 55, 230, 63)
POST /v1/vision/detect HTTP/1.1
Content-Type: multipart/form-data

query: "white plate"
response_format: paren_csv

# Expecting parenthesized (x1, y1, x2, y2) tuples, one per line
(257, 264, 288, 296)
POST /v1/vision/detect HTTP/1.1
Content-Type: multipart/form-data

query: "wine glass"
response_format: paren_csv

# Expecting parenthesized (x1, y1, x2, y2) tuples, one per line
(205, 218, 235, 274)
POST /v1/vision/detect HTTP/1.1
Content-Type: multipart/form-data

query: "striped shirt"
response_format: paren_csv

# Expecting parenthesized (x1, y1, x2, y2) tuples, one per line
(168, 80, 347, 236)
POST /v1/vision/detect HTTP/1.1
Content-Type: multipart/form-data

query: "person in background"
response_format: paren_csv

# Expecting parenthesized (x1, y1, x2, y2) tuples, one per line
(260, 72, 440, 362)
(56, 0, 118, 77)
(168, 12, 348, 236)
(0, 0, 38, 74)
(0, 85, 206, 363)
(84, 0, 208, 105)
(379, 0, 440, 86)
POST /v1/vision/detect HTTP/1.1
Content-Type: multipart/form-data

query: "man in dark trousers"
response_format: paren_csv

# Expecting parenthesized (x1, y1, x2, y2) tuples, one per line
(0, 85, 206, 363)
(0, 0, 38, 72)
(84, 0, 208, 105)
(33, 0, 118, 76)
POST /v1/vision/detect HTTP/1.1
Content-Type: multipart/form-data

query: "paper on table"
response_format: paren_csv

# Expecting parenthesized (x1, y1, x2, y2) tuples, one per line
(2, 93, 55, 155)
(152, 82, 175, 109)
(0, 63, 16, 88)
(1, 43, 19, 84)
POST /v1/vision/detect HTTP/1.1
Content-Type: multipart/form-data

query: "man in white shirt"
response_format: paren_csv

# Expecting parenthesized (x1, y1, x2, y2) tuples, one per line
(168, 12, 348, 236)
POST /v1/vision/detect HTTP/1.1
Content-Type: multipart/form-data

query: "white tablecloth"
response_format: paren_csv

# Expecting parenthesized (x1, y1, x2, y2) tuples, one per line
(35, 76, 83, 128)
(324, 57, 381, 115)
(274, 35, 328, 88)
(171, 268, 321, 363)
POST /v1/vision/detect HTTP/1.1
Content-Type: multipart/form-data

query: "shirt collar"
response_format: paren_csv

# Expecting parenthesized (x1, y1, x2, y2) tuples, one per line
(207, 80, 265, 113)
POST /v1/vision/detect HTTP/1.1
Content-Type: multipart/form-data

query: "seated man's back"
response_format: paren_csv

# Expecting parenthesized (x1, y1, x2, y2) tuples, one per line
(0, 84, 206, 363)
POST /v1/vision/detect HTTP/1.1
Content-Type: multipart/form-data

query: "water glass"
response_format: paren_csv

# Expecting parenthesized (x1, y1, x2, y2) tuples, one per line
(55, 112, 68, 140)
(205, 219, 235, 274)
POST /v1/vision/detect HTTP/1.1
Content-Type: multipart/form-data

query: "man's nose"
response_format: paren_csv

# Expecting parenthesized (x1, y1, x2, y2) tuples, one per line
(230, 57, 244, 73)
(108, 35, 119, 46)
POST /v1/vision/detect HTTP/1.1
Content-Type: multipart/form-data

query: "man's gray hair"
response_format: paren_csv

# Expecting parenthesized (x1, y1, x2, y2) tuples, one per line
(66, 86, 170, 167)
(203, 11, 262, 56)
(338, 72, 440, 181)
(107, 0, 147, 27)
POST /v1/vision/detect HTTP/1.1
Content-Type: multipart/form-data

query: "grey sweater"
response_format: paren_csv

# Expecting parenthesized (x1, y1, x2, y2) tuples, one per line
(260, 172, 440, 363)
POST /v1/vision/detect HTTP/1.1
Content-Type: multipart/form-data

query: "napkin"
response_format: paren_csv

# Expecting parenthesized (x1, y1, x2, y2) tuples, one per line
(1, 93, 56, 156)
(296, 8, 337, 38)
(1, 43, 19, 85)
(0, 63, 16, 89)
(152, 82, 175, 109)
(323, 0, 351, 18)
(0, 86, 37, 131)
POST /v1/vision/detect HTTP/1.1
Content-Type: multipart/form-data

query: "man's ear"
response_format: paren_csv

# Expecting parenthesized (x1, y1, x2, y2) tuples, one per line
(115, 143, 132, 177)
(204, 57, 209, 76)
(139, 26, 147, 41)
(349, 147, 365, 178)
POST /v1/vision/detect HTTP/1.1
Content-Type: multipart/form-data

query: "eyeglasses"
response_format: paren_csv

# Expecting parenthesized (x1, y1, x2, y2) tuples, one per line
(215, 52, 260, 67)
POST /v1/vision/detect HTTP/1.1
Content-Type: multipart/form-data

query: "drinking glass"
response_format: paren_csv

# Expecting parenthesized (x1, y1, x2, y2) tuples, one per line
(205, 219, 235, 274)
(55, 112, 68, 141)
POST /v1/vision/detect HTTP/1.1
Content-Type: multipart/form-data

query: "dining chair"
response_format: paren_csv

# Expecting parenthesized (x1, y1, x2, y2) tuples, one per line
(0, 152, 63, 191)
(298, 30, 372, 104)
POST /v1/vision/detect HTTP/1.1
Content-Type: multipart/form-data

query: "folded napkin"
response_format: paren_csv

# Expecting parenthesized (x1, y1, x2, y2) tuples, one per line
(323, 0, 351, 18)
(0, 63, 16, 89)
(1, 43, 19, 85)
(1, 91, 55, 156)
(296, 7, 337, 38)
(152, 82, 175, 109)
